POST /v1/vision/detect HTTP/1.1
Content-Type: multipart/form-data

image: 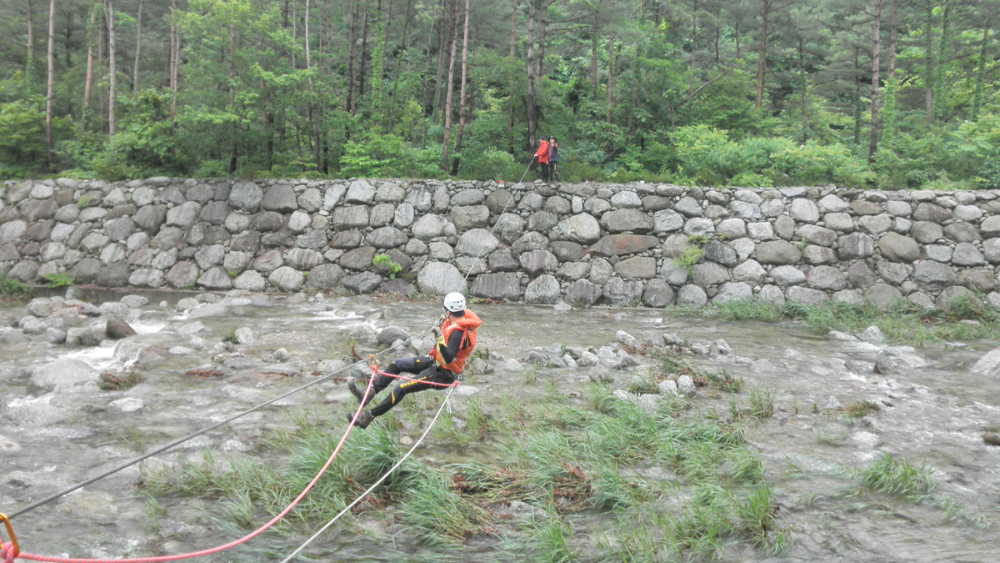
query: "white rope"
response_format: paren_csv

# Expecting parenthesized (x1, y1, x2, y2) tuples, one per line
(461, 155, 535, 283)
(278, 387, 457, 562)
(280, 158, 535, 560)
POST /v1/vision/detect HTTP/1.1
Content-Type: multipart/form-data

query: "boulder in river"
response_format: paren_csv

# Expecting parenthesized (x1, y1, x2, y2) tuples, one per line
(106, 317, 137, 340)
(29, 358, 99, 392)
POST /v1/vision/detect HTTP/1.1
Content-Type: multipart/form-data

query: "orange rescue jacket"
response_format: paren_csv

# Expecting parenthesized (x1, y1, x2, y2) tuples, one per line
(535, 141, 550, 163)
(430, 310, 482, 374)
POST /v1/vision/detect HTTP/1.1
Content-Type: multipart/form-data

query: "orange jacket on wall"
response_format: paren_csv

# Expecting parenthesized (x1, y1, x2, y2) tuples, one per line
(535, 141, 550, 163)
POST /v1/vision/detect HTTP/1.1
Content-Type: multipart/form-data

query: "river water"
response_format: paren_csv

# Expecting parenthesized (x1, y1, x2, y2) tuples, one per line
(1, 291, 998, 562)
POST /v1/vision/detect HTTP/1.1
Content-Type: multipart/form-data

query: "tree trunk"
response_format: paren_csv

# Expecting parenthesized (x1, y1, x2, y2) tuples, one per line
(132, 0, 143, 92)
(606, 33, 615, 123)
(924, 2, 934, 123)
(441, 0, 461, 171)
(291, 0, 297, 69)
(45, 0, 56, 170)
(358, 5, 370, 101)
(170, 0, 179, 120)
(526, 0, 537, 145)
(935, 0, 952, 120)
(854, 47, 862, 145)
(888, 0, 898, 78)
(388, 0, 413, 131)
(972, 23, 991, 119)
(508, 0, 518, 152)
(869, 1, 881, 164)
(98, 4, 105, 123)
(84, 5, 95, 114)
(105, 0, 117, 135)
(755, 0, 769, 110)
(306, 0, 320, 168)
(27, 0, 36, 82)
(590, 17, 598, 94)
(535, 0, 548, 93)
(690, 0, 698, 72)
(453, 0, 471, 172)
(346, 0, 359, 113)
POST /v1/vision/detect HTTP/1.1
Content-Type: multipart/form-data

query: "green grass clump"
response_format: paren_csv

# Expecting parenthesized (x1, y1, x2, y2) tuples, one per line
(42, 272, 74, 288)
(0, 276, 33, 299)
(859, 453, 935, 499)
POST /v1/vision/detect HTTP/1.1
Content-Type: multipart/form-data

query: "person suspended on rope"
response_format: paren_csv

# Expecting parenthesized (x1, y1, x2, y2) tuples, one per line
(346, 292, 482, 429)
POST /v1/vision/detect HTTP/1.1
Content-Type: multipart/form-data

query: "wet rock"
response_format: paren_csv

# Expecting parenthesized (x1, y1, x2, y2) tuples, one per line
(66, 326, 105, 347)
(267, 267, 304, 292)
(677, 375, 696, 397)
(524, 275, 560, 304)
(859, 326, 886, 342)
(874, 347, 928, 375)
(30, 358, 99, 391)
(235, 328, 256, 345)
(756, 240, 801, 265)
(983, 433, 1000, 446)
(110, 398, 145, 413)
(827, 330, 858, 341)
(596, 346, 638, 370)
(971, 348, 1000, 377)
(341, 272, 381, 294)
(415, 261, 466, 295)
(106, 318, 137, 339)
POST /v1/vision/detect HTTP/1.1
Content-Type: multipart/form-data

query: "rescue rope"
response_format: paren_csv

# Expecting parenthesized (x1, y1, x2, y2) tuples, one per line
(1, 376, 379, 563)
(278, 386, 457, 563)
(7, 334, 429, 522)
(276, 170, 523, 561)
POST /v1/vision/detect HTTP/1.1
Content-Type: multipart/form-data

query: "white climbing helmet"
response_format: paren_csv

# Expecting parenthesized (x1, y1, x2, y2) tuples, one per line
(443, 292, 466, 313)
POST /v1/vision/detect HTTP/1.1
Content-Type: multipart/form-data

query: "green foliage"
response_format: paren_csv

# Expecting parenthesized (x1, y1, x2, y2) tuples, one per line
(372, 253, 402, 279)
(672, 247, 704, 274)
(859, 454, 935, 500)
(42, 272, 74, 288)
(0, 277, 34, 299)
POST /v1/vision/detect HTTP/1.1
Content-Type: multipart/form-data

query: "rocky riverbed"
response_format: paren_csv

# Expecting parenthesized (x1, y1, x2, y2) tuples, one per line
(1, 289, 999, 562)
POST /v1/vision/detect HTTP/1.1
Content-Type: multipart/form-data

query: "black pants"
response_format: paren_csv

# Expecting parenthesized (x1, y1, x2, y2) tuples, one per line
(539, 162, 550, 182)
(366, 356, 455, 417)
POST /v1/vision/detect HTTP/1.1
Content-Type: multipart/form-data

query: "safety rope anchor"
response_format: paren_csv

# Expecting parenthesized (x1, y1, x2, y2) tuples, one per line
(0, 512, 19, 562)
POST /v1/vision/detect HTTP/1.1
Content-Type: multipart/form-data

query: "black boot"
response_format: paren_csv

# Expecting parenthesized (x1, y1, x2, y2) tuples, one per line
(348, 380, 366, 403)
(346, 409, 375, 429)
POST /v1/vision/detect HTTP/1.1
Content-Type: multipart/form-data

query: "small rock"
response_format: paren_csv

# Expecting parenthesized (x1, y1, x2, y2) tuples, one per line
(826, 395, 841, 409)
(577, 351, 599, 367)
(677, 375, 696, 397)
(984, 432, 1000, 446)
(859, 326, 886, 342)
(235, 327, 256, 345)
(503, 359, 523, 372)
(169, 346, 194, 355)
(657, 379, 679, 395)
(826, 330, 858, 342)
(109, 398, 145, 413)
(616, 330, 639, 347)
(274, 348, 290, 362)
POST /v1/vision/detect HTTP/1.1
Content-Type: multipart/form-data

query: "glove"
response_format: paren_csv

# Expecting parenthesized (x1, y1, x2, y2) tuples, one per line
(431, 326, 442, 340)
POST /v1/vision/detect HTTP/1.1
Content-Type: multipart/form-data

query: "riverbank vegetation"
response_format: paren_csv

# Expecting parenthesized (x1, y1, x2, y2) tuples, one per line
(1, 0, 999, 189)
(675, 296, 1000, 345)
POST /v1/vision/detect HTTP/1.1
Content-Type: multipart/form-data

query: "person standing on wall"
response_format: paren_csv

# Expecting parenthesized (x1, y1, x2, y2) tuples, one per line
(534, 137, 550, 182)
(548, 137, 559, 182)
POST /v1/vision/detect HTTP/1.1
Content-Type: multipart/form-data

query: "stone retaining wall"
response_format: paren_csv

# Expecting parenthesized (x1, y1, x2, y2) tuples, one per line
(3, 177, 1000, 309)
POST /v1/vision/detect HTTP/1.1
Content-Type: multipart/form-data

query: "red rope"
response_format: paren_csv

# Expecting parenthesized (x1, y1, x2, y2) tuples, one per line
(10, 374, 377, 563)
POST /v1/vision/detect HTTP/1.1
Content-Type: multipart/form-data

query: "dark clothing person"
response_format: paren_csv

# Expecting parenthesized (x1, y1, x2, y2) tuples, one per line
(358, 326, 468, 417)
(548, 141, 559, 181)
(347, 294, 481, 429)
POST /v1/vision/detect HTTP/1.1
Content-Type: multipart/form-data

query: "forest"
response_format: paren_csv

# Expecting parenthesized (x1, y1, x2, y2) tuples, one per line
(0, 0, 998, 189)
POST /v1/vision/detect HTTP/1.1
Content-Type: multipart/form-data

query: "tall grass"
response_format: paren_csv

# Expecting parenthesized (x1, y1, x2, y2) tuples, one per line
(672, 297, 1000, 345)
